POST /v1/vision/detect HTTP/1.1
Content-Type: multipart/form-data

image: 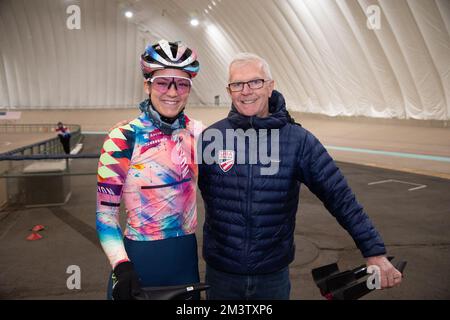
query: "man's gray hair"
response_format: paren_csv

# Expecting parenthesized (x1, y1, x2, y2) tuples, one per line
(229, 52, 272, 81)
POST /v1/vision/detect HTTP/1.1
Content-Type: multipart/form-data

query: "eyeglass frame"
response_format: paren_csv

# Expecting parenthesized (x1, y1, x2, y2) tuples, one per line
(227, 78, 272, 92)
(147, 75, 193, 94)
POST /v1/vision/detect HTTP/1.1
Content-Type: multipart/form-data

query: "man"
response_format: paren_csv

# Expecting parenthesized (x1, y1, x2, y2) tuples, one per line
(198, 52, 402, 300)
(96, 39, 202, 300)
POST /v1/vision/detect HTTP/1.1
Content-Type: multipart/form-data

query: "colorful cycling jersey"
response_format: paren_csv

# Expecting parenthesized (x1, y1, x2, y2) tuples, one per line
(96, 111, 200, 268)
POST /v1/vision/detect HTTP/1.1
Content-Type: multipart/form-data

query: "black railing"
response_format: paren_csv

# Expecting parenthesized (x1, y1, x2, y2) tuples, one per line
(0, 124, 82, 156)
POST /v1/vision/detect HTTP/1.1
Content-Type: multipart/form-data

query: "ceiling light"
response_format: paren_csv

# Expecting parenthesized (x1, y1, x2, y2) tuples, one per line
(207, 24, 219, 34)
(125, 11, 133, 18)
(190, 19, 199, 26)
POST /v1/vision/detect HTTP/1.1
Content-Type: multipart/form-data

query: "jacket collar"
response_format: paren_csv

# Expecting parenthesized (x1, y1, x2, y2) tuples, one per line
(227, 90, 292, 130)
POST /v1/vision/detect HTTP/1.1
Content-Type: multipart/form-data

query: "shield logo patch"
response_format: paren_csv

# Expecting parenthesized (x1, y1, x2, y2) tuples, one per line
(218, 150, 235, 172)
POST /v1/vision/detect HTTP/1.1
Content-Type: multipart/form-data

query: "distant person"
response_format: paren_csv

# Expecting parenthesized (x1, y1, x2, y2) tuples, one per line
(55, 122, 71, 154)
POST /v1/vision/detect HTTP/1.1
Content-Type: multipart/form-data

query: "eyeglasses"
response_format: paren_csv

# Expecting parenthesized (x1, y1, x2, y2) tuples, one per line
(227, 78, 271, 92)
(148, 76, 192, 94)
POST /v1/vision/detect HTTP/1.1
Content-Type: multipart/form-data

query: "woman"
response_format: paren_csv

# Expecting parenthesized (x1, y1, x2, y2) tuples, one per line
(96, 39, 201, 300)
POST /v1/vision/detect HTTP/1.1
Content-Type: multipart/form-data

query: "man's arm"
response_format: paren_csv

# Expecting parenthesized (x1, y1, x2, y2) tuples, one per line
(298, 130, 402, 288)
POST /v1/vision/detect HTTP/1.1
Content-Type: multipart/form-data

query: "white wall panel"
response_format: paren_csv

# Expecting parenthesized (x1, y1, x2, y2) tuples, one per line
(0, 0, 448, 119)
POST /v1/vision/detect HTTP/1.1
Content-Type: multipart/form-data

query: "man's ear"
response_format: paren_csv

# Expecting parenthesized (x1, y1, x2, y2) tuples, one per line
(268, 80, 275, 96)
(226, 86, 231, 97)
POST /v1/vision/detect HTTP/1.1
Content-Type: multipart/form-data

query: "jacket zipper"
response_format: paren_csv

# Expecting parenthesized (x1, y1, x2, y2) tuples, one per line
(245, 116, 254, 272)
(246, 164, 253, 272)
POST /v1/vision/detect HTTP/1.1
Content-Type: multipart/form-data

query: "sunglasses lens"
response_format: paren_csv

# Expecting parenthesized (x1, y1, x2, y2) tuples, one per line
(175, 79, 191, 94)
(152, 78, 170, 92)
(151, 77, 191, 94)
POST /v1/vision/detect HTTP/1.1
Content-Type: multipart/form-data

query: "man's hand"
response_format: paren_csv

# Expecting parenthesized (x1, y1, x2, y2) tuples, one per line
(366, 255, 402, 289)
(109, 119, 131, 132)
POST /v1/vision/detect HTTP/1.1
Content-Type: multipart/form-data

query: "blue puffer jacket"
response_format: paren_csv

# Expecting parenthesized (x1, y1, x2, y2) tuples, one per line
(198, 90, 386, 275)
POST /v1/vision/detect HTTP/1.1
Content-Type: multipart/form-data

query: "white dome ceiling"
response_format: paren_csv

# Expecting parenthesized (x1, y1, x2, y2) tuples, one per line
(0, 0, 449, 120)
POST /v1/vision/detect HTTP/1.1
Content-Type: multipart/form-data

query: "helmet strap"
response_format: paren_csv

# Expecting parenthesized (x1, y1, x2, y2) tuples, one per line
(148, 94, 184, 124)
(155, 106, 185, 124)
(143, 98, 186, 134)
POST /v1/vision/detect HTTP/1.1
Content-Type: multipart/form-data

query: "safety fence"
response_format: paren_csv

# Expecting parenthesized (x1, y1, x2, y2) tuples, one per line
(0, 153, 100, 209)
(0, 125, 92, 209)
(0, 124, 83, 156)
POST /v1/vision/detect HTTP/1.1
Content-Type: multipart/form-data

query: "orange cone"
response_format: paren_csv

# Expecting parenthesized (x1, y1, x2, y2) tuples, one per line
(31, 225, 45, 232)
(26, 232, 43, 241)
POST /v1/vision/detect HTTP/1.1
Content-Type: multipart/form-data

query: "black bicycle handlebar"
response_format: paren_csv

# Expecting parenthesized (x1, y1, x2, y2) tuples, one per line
(312, 257, 407, 300)
(133, 282, 210, 300)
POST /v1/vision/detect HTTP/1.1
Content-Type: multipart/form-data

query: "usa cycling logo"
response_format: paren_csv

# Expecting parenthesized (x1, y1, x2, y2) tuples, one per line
(218, 150, 235, 172)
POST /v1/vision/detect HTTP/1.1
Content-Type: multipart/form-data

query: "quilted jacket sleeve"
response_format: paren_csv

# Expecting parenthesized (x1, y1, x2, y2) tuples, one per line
(298, 130, 386, 258)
